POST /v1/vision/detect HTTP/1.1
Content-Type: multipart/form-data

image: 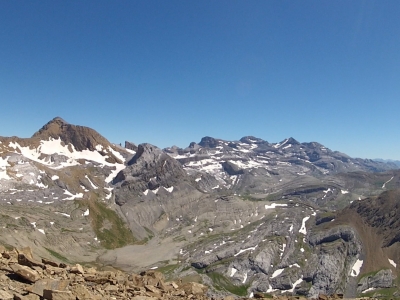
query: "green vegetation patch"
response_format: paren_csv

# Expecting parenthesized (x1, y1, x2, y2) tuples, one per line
(156, 264, 180, 279)
(207, 272, 250, 296)
(361, 287, 399, 299)
(44, 247, 70, 263)
(83, 197, 135, 249)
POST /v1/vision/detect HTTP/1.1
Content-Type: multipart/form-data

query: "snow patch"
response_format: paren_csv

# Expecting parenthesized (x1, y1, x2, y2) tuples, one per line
(265, 203, 288, 210)
(164, 186, 174, 193)
(85, 175, 98, 189)
(362, 287, 376, 293)
(55, 212, 70, 217)
(299, 216, 310, 235)
(234, 245, 258, 257)
(382, 176, 394, 189)
(63, 190, 83, 200)
(271, 268, 284, 278)
(389, 259, 397, 268)
(351, 259, 363, 277)
(289, 278, 303, 292)
(242, 272, 248, 283)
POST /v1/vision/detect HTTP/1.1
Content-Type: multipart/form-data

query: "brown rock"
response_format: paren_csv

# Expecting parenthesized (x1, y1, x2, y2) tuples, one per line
(70, 284, 93, 300)
(171, 289, 185, 296)
(14, 293, 41, 300)
(45, 266, 65, 276)
(70, 263, 84, 274)
(42, 258, 59, 268)
(86, 267, 97, 274)
(0, 290, 13, 300)
(181, 282, 208, 295)
(17, 247, 34, 259)
(141, 270, 164, 286)
(104, 284, 119, 292)
(318, 295, 328, 300)
(43, 290, 75, 300)
(254, 291, 265, 298)
(223, 296, 235, 300)
(18, 253, 44, 269)
(10, 263, 40, 283)
(59, 263, 67, 269)
(145, 285, 161, 295)
(170, 281, 179, 289)
(25, 279, 69, 297)
(84, 274, 109, 284)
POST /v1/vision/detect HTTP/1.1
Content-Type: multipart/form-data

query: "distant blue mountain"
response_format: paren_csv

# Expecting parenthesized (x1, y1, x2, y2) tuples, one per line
(374, 158, 400, 167)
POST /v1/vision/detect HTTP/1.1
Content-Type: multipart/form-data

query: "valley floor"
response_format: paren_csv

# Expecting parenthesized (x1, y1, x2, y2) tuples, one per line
(98, 235, 184, 272)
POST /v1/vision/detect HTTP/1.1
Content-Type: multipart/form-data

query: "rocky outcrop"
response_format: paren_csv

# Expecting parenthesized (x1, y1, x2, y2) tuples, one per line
(306, 226, 363, 298)
(113, 143, 189, 201)
(357, 269, 394, 293)
(125, 141, 138, 152)
(198, 137, 220, 148)
(222, 161, 244, 176)
(111, 143, 202, 238)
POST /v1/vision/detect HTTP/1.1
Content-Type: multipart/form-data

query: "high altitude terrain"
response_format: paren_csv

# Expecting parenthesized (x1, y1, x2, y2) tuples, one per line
(0, 117, 399, 298)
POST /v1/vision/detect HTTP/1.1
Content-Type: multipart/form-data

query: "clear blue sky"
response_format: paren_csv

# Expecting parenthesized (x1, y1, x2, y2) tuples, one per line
(1, 1, 399, 159)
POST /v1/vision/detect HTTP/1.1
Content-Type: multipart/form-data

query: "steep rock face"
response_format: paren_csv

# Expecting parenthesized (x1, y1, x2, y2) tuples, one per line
(112, 143, 201, 238)
(345, 189, 400, 247)
(222, 161, 244, 176)
(125, 141, 138, 152)
(113, 143, 188, 200)
(306, 226, 363, 298)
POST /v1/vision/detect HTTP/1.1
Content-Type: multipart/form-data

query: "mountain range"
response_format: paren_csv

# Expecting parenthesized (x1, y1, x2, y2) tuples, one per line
(0, 117, 399, 298)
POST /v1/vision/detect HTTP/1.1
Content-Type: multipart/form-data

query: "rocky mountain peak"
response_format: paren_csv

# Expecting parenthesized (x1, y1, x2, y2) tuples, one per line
(125, 141, 138, 152)
(32, 117, 112, 152)
(198, 136, 220, 148)
(239, 136, 266, 144)
(188, 142, 198, 148)
(286, 137, 300, 145)
(128, 143, 163, 166)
